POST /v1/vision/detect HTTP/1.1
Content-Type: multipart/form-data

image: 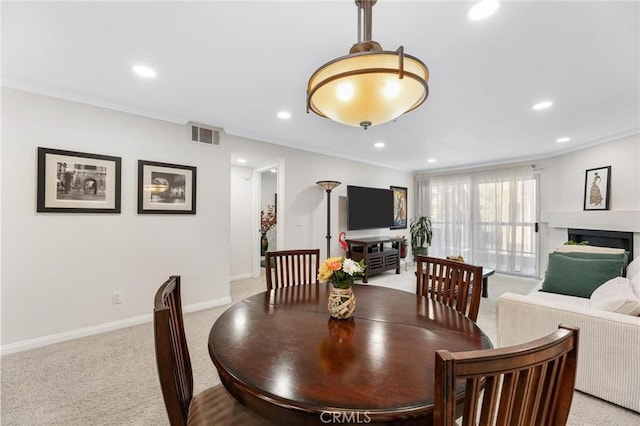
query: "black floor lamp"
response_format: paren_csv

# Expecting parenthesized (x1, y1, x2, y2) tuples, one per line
(316, 180, 341, 258)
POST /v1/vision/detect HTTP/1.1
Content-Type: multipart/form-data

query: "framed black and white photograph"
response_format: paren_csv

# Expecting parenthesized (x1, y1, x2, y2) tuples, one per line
(584, 166, 611, 210)
(138, 160, 196, 214)
(390, 186, 408, 229)
(37, 147, 121, 213)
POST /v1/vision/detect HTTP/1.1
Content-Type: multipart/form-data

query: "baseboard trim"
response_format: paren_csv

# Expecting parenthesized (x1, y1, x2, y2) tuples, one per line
(230, 273, 252, 282)
(1, 296, 232, 356)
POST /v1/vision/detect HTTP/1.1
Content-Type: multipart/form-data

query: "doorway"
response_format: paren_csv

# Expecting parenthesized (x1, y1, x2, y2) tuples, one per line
(252, 160, 285, 279)
(259, 168, 278, 266)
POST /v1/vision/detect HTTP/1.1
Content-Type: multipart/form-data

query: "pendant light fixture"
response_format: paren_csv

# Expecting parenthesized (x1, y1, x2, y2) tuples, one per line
(307, 0, 429, 130)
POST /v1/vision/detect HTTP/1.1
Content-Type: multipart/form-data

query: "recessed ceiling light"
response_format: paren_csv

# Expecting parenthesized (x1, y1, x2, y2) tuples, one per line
(556, 137, 571, 143)
(270, 169, 277, 173)
(237, 158, 247, 164)
(427, 158, 437, 163)
(374, 142, 385, 148)
(468, 0, 499, 21)
(277, 111, 291, 119)
(532, 101, 553, 110)
(132, 65, 156, 79)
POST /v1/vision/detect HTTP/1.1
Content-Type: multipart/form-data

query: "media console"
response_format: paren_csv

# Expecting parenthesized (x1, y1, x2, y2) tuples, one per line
(345, 236, 401, 283)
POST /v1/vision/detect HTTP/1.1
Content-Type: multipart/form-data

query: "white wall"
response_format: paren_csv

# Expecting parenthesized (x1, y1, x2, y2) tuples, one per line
(224, 134, 414, 265)
(1, 88, 232, 350)
(538, 134, 640, 271)
(1, 88, 415, 351)
(229, 165, 253, 280)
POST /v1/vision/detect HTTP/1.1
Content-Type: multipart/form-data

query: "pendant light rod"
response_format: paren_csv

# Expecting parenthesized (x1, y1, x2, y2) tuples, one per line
(360, 0, 375, 42)
(356, 0, 376, 44)
(357, 1, 362, 42)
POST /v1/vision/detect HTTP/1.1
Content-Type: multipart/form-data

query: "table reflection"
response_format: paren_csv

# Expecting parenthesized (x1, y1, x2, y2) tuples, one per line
(318, 318, 358, 375)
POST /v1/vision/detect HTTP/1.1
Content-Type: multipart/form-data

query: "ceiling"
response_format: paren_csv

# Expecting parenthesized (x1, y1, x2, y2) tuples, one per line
(2, 1, 639, 172)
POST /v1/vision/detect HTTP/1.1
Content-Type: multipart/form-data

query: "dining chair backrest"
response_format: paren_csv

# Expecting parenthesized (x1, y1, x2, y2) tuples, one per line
(155, 276, 277, 425)
(434, 324, 579, 426)
(265, 249, 320, 291)
(416, 255, 483, 321)
(154, 275, 193, 426)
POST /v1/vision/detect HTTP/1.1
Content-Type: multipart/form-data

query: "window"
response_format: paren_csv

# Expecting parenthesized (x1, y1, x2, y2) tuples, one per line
(418, 167, 538, 277)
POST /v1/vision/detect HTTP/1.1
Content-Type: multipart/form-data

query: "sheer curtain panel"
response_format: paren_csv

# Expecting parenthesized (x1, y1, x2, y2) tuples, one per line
(415, 166, 537, 277)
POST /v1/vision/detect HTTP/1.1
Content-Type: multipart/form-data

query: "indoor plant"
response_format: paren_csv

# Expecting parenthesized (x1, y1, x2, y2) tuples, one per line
(318, 257, 365, 319)
(410, 215, 433, 259)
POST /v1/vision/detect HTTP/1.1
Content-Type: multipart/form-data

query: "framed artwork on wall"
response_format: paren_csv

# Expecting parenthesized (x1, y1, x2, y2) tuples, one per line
(583, 166, 611, 211)
(390, 186, 408, 229)
(37, 147, 121, 213)
(138, 160, 197, 214)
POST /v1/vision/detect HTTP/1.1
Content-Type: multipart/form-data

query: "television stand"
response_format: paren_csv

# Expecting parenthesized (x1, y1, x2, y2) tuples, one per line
(345, 236, 401, 283)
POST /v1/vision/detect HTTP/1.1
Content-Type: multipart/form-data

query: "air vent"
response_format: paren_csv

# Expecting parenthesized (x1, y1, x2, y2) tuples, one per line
(188, 122, 221, 146)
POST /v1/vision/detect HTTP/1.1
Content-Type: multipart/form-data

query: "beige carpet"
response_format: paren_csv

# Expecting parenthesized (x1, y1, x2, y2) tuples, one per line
(2, 270, 639, 425)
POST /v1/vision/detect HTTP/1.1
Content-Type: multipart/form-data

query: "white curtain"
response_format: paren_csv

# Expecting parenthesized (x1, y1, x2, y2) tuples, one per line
(416, 166, 537, 276)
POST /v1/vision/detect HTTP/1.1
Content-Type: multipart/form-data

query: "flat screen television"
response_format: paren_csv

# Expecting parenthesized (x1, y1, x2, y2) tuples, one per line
(347, 185, 394, 230)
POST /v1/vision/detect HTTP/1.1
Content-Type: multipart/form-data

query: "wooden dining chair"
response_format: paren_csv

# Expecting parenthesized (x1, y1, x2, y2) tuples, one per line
(264, 249, 320, 291)
(154, 275, 273, 425)
(434, 324, 579, 426)
(416, 255, 483, 321)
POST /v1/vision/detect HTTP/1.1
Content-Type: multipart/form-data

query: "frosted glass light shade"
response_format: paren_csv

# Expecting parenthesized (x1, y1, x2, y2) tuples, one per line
(307, 49, 429, 128)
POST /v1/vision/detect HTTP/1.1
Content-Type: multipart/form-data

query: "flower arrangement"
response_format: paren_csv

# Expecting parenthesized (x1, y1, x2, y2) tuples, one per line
(318, 257, 366, 289)
(259, 204, 277, 234)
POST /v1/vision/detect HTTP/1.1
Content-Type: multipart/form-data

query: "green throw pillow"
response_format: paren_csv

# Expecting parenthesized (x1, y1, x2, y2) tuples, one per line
(552, 251, 629, 276)
(541, 253, 625, 298)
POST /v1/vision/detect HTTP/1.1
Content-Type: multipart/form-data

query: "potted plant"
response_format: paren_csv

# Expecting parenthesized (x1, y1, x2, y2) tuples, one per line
(410, 215, 433, 259)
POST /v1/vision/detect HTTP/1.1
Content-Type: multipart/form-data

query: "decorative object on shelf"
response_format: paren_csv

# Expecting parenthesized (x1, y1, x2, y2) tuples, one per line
(318, 257, 366, 319)
(390, 186, 408, 229)
(306, 0, 429, 130)
(37, 147, 121, 213)
(584, 166, 611, 211)
(410, 215, 433, 259)
(138, 160, 197, 214)
(259, 204, 277, 256)
(392, 235, 408, 258)
(399, 236, 408, 258)
(338, 231, 349, 253)
(316, 180, 342, 257)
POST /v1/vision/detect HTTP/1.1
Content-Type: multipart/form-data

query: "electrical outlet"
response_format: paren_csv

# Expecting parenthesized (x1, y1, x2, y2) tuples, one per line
(112, 292, 122, 304)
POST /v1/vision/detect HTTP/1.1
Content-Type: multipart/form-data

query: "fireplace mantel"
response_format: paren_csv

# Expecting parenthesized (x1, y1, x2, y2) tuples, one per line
(540, 210, 640, 232)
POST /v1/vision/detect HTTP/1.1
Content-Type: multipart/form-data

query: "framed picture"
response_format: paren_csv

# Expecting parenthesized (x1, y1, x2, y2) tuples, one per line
(390, 186, 408, 229)
(37, 147, 121, 213)
(584, 166, 611, 210)
(138, 160, 196, 214)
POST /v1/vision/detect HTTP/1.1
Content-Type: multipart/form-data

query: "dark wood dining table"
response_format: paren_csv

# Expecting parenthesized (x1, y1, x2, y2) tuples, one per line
(208, 283, 492, 425)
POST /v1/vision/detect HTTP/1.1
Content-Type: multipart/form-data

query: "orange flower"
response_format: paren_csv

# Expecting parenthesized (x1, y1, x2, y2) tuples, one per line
(328, 259, 342, 271)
